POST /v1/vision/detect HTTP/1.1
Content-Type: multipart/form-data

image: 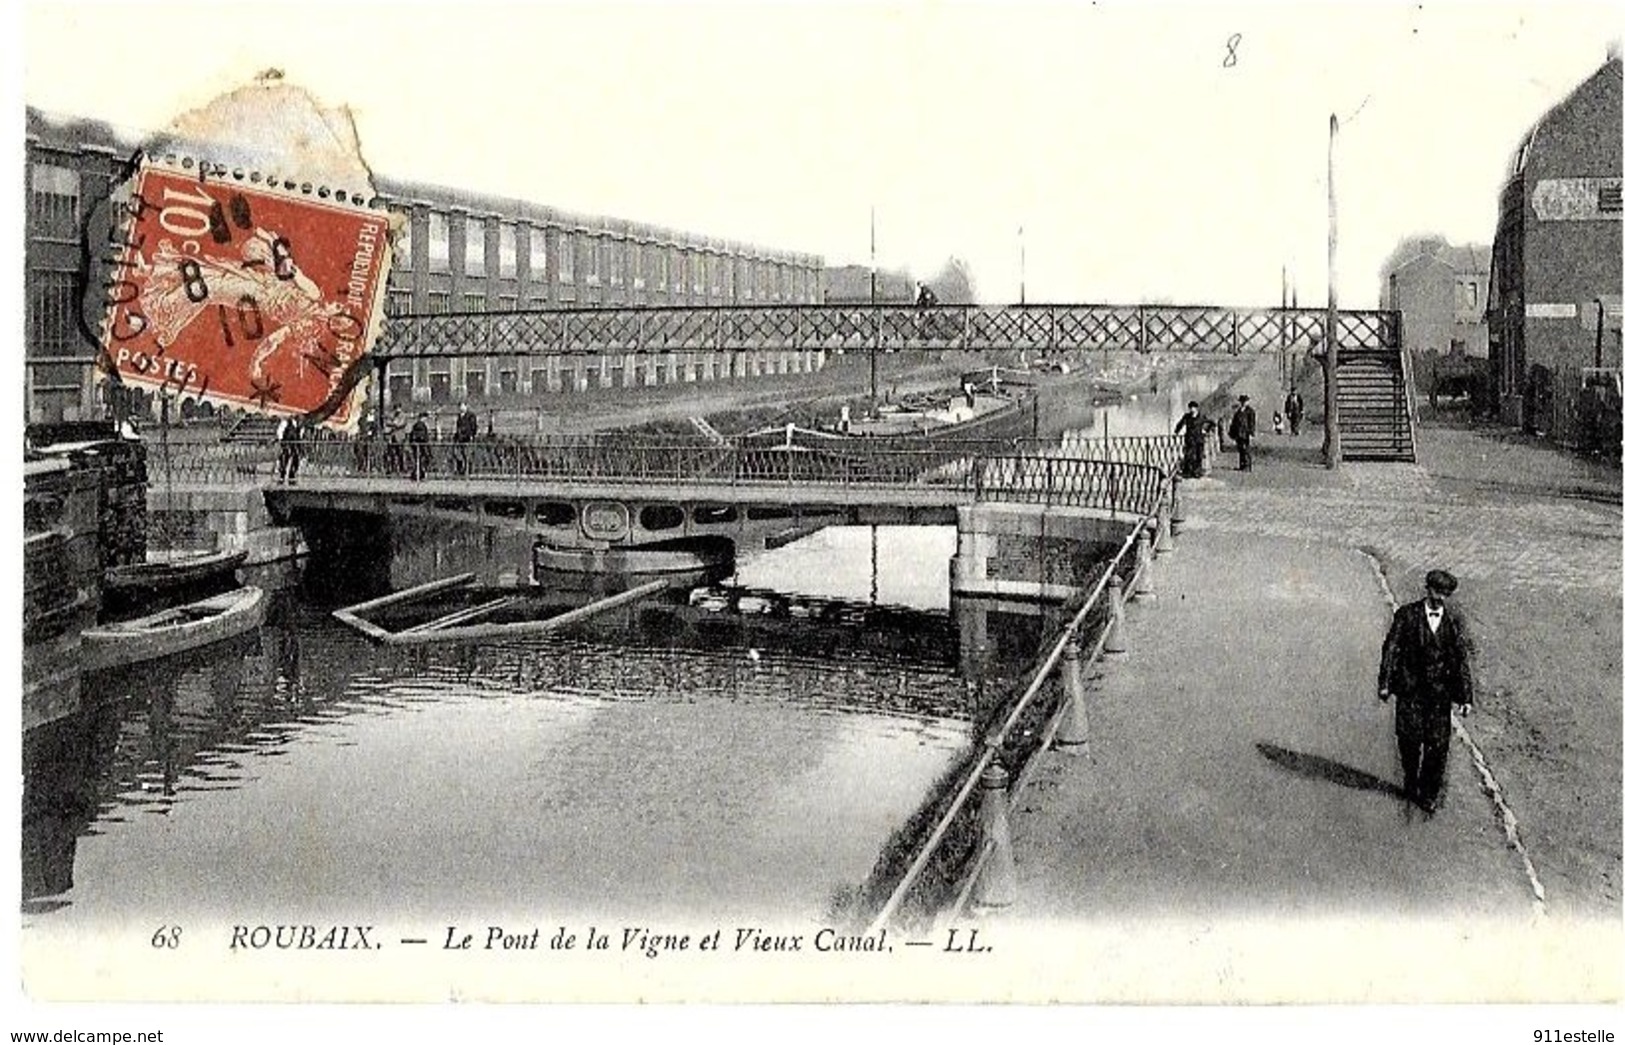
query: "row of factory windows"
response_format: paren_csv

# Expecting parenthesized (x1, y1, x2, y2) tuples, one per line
(384, 350, 828, 404)
(28, 159, 819, 313)
(395, 209, 818, 304)
(24, 347, 830, 426)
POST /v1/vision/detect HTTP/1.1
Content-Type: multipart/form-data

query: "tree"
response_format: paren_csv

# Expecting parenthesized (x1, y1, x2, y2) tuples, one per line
(925, 256, 977, 305)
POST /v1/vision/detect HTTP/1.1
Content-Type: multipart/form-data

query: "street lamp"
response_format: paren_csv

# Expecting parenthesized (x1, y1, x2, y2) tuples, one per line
(869, 205, 878, 407)
(1019, 225, 1026, 307)
(1324, 113, 1342, 469)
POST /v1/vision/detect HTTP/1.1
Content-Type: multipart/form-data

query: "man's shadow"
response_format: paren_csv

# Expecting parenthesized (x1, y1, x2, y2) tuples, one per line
(1255, 741, 1404, 799)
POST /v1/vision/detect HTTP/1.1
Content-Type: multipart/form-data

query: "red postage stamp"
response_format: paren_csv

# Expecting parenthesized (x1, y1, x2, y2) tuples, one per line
(98, 157, 392, 430)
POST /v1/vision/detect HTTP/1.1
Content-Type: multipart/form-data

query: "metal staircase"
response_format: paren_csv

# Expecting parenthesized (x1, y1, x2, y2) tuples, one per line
(1336, 348, 1416, 462)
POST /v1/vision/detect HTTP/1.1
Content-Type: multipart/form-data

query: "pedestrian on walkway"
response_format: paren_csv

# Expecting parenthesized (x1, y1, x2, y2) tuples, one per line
(384, 405, 407, 474)
(1284, 387, 1304, 436)
(1227, 395, 1257, 471)
(1378, 569, 1475, 814)
(453, 401, 478, 476)
(409, 411, 432, 481)
(1173, 400, 1214, 478)
(276, 414, 303, 484)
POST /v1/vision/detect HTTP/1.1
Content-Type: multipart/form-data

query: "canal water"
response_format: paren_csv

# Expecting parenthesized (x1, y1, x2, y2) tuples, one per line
(21, 368, 1225, 931)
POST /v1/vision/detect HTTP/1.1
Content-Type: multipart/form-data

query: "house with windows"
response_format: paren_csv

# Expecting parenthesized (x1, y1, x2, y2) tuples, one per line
(1487, 54, 1622, 451)
(1379, 236, 1492, 407)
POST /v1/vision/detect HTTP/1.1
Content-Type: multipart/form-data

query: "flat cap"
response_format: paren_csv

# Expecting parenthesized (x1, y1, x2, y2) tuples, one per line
(1424, 569, 1458, 595)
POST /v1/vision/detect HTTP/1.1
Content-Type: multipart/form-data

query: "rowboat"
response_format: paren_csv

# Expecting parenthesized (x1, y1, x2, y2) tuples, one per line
(104, 548, 248, 594)
(82, 586, 267, 671)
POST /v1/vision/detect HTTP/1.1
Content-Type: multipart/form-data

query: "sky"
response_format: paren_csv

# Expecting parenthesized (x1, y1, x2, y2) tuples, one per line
(20, 2, 1621, 308)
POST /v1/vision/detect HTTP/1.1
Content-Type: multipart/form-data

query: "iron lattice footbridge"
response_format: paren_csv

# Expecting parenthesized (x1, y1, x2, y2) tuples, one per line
(375, 302, 1399, 358)
(173, 432, 1186, 521)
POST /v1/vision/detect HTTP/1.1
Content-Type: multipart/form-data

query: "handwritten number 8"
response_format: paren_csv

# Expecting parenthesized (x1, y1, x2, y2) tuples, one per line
(1223, 33, 1241, 68)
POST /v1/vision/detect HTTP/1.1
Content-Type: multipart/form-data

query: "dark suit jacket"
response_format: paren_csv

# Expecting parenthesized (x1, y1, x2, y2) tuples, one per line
(1379, 598, 1474, 739)
(1228, 405, 1256, 441)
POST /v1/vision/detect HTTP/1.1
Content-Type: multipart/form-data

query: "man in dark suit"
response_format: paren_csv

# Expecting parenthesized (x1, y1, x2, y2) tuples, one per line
(1227, 394, 1257, 471)
(408, 412, 432, 481)
(1378, 569, 1475, 814)
(453, 402, 479, 475)
(1284, 387, 1305, 436)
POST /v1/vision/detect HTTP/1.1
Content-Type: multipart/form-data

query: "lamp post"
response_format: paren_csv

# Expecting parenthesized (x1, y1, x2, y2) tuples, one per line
(1019, 225, 1026, 307)
(869, 205, 879, 408)
(1323, 113, 1342, 469)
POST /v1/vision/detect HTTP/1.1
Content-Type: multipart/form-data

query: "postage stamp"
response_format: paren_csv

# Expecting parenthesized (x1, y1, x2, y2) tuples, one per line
(98, 156, 389, 430)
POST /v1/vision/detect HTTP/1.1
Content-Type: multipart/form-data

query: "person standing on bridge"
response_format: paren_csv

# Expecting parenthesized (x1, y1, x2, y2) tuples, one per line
(1379, 569, 1475, 815)
(276, 414, 303, 484)
(453, 402, 479, 476)
(409, 411, 432, 481)
(385, 405, 407, 474)
(1227, 395, 1257, 471)
(1173, 400, 1214, 478)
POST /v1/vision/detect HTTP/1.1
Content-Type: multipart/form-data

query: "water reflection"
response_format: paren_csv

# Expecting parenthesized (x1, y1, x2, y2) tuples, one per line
(22, 541, 1056, 921)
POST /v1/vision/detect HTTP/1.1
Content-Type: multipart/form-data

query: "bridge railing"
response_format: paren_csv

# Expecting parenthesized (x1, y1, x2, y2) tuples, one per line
(377, 303, 1401, 359)
(150, 432, 1183, 513)
(862, 467, 1177, 932)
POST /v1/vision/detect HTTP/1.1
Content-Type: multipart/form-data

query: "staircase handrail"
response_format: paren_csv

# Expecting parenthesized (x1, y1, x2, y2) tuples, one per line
(1396, 344, 1421, 462)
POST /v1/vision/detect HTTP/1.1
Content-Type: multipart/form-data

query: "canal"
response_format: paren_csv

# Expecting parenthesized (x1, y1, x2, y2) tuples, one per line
(21, 368, 1226, 932)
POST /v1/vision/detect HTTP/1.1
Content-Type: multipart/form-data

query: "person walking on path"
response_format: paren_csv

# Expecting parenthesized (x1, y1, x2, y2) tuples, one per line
(1228, 395, 1257, 471)
(1173, 400, 1214, 478)
(1378, 568, 1475, 815)
(276, 414, 303, 484)
(1284, 387, 1304, 436)
(409, 411, 432, 481)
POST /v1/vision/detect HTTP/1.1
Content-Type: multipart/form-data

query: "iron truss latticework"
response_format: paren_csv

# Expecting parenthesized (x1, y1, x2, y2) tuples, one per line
(374, 303, 1399, 359)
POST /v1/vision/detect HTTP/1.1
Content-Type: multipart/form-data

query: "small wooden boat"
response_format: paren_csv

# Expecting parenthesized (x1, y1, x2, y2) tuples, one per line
(82, 586, 267, 671)
(104, 548, 248, 594)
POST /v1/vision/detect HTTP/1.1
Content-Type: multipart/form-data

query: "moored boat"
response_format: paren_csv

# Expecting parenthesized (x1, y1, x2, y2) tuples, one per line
(743, 388, 1034, 450)
(104, 548, 248, 594)
(82, 586, 267, 671)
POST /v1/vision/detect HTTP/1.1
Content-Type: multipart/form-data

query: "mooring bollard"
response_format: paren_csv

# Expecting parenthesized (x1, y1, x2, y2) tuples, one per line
(1104, 574, 1127, 653)
(1133, 530, 1157, 600)
(1170, 477, 1186, 537)
(1156, 496, 1175, 557)
(1055, 640, 1090, 748)
(974, 760, 1015, 908)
